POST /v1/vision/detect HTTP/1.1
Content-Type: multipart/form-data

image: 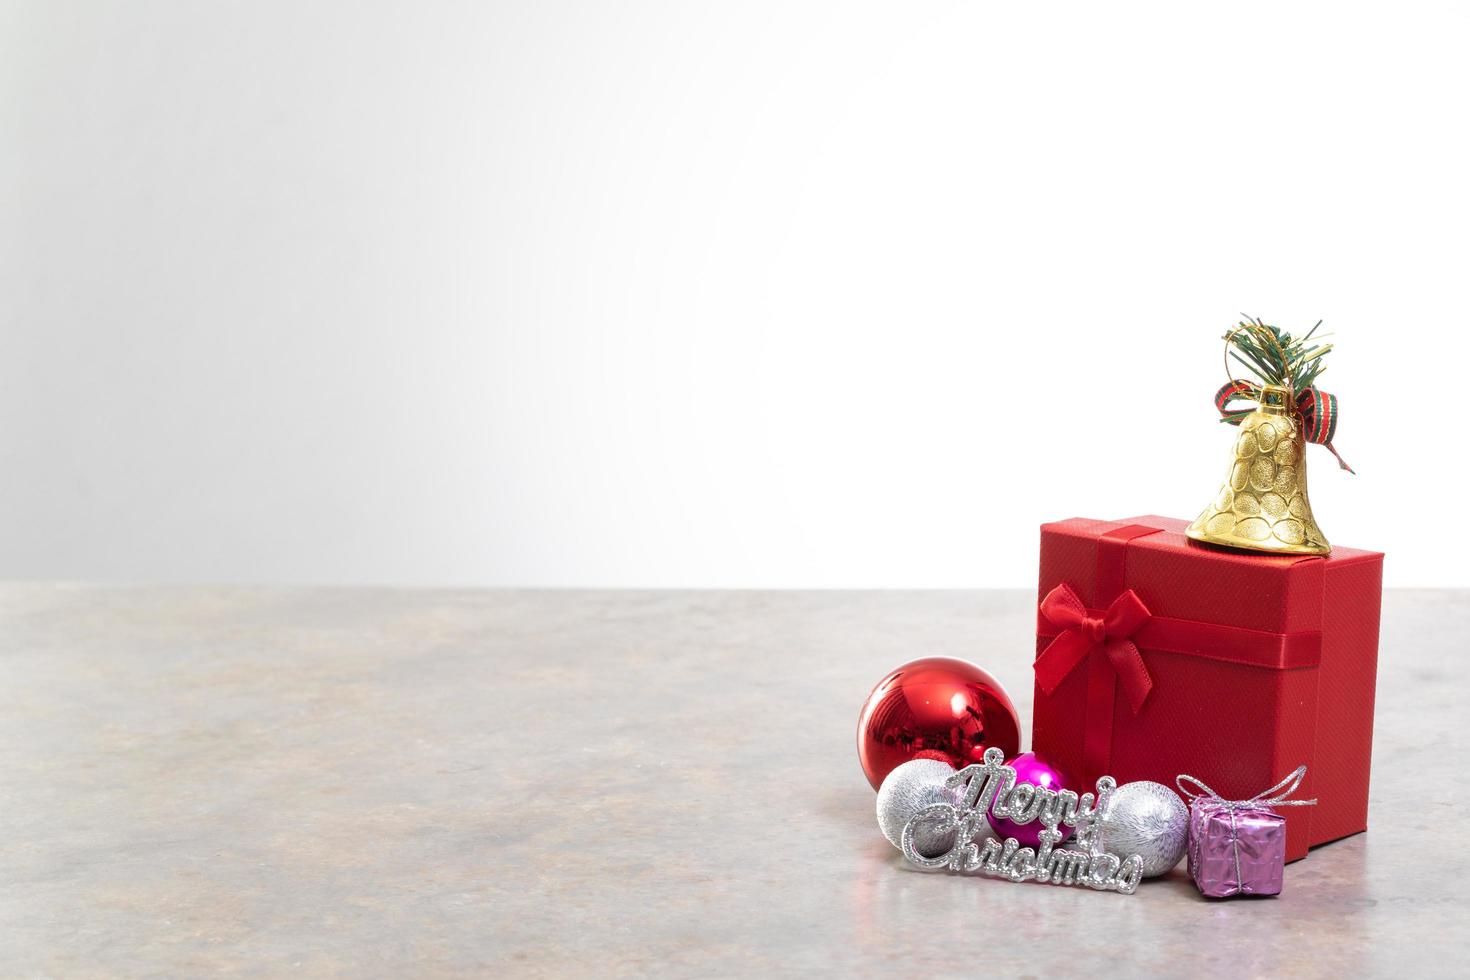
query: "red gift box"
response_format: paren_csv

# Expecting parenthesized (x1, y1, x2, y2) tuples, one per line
(1032, 515, 1382, 862)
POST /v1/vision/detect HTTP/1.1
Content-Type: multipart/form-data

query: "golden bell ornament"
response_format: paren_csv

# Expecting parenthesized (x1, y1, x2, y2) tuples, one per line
(1186, 384, 1331, 555)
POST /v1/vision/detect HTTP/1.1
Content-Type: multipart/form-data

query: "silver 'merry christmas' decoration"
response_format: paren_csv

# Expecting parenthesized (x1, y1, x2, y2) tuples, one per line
(896, 747, 1144, 894)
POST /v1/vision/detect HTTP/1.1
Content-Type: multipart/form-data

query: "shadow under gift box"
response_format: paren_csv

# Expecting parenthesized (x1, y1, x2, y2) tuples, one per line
(1032, 516, 1383, 863)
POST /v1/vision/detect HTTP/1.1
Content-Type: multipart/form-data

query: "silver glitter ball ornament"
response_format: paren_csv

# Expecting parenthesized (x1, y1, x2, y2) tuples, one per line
(1096, 780, 1189, 877)
(876, 759, 964, 857)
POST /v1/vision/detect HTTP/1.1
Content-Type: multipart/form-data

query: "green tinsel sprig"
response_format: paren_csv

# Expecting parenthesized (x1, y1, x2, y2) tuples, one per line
(1224, 317, 1332, 397)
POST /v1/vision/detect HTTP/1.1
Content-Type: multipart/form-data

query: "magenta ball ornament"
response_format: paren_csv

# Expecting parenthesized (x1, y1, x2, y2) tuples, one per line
(986, 751, 1072, 849)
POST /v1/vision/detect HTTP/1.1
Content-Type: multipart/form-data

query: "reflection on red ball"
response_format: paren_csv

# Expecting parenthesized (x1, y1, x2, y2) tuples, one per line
(857, 657, 1021, 791)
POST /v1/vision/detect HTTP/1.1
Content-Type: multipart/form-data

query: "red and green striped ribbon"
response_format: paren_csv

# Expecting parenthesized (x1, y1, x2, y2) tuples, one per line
(1213, 380, 1258, 425)
(1212, 381, 1355, 473)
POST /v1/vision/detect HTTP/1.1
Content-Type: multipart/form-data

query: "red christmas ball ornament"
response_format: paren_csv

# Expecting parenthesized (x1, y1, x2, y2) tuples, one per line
(857, 657, 1021, 791)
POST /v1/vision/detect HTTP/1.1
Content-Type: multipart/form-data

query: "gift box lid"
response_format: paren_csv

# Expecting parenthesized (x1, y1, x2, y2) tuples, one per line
(1039, 515, 1383, 635)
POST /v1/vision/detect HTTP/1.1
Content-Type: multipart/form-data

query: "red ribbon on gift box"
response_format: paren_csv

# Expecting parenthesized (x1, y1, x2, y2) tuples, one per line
(1034, 524, 1324, 781)
(1034, 582, 1154, 713)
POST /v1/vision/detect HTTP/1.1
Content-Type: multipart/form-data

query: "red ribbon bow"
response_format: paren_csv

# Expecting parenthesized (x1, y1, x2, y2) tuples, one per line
(1034, 582, 1154, 713)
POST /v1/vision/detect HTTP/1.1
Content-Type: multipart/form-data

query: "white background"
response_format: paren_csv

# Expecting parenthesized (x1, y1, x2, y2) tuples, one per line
(2, 2, 1467, 587)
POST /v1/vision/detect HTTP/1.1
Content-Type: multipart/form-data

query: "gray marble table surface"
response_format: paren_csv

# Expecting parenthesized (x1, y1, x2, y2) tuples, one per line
(2, 586, 1465, 978)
